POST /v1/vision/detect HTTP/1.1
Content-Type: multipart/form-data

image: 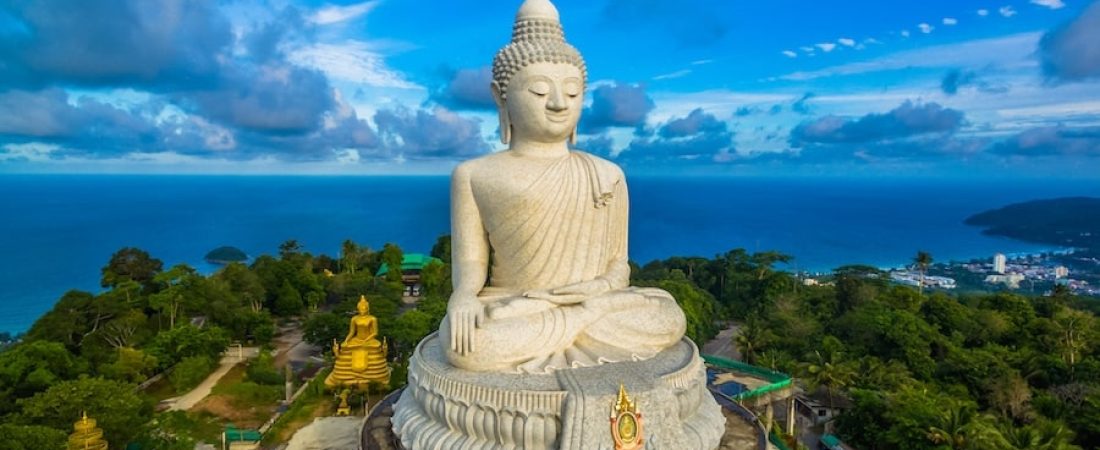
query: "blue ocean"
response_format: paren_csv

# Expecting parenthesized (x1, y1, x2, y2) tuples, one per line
(2, 174, 1098, 334)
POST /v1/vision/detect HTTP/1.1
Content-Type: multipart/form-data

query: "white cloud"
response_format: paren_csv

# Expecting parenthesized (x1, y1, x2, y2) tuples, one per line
(918, 23, 935, 34)
(863, 38, 883, 45)
(1029, 0, 1065, 9)
(816, 42, 837, 53)
(999, 6, 1018, 17)
(0, 143, 60, 162)
(837, 38, 856, 47)
(800, 46, 815, 54)
(654, 69, 692, 80)
(943, 17, 958, 25)
(978, 9, 990, 16)
(289, 41, 420, 89)
(782, 50, 798, 58)
(691, 59, 714, 66)
(334, 148, 361, 164)
(777, 32, 1041, 81)
(311, 1, 380, 25)
(901, 30, 911, 38)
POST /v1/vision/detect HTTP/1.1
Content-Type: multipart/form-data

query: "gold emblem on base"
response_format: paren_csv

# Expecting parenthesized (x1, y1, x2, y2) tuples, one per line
(610, 384, 644, 450)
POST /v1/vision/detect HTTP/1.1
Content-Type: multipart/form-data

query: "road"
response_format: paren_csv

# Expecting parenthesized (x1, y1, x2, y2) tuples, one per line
(702, 323, 742, 361)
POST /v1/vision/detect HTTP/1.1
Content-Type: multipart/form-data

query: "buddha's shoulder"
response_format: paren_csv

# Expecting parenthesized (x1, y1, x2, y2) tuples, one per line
(572, 151, 625, 182)
(452, 153, 506, 180)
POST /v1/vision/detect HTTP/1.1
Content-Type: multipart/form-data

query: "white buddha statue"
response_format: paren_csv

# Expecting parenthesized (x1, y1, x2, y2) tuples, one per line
(441, 0, 687, 374)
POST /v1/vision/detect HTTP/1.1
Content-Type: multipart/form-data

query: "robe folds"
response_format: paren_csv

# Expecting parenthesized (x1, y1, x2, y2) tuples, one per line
(443, 152, 687, 374)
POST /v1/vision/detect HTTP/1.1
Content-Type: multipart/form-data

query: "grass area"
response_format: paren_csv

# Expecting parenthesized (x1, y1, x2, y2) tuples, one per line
(262, 368, 334, 446)
(146, 410, 225, 446)
(193, 363, 283, 429)
(142, 375, 179, 403)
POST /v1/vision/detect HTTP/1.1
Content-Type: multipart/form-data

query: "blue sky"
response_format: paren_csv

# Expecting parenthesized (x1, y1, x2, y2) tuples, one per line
(1, 0, 1098, 177)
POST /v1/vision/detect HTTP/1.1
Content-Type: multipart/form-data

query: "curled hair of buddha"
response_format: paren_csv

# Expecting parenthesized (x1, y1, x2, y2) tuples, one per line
(492, 0, 587, 100)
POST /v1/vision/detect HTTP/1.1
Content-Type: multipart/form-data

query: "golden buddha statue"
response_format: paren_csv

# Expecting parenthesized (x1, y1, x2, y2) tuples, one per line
(325, 295, 391, 388)
(68, 411, 108, 450)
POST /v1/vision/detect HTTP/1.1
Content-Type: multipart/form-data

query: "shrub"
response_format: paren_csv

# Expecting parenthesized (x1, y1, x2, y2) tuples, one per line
(169, 356, 216, 392)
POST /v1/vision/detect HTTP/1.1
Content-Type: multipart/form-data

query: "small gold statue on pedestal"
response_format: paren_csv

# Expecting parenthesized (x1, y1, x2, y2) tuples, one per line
(325, 295, 391, 389)
(335, 389, 352, 416)
(68, 411, 109, 450)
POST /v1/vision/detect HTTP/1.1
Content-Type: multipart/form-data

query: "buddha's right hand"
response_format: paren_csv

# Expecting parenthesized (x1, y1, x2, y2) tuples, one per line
(447, 298, 484, 355)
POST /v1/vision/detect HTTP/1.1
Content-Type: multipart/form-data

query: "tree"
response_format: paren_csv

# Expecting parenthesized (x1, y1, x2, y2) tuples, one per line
(303, 312, 348, 348)
(391, 309, 434, 356)
(150, 264, 198, 329)
(279, 239, 303, 260)
(913, 251, 933, 295)
(925, 401, 1000, 450)
(145, 325, 229, 370)
(274, 280, 304, 316)
(101, 247, 163, 289)
(216, 262, 265, 312)
(341, 239, 362, 274)
(100, 347, 157, 383)
(997, 418, 1081, 450)
(0, 341, 88, 415)
(430, 235, 452, 264)
(100, 310, 149, 349)
(18, 377, 151, 449)
(799, 338, 857, 410)
(419, 259, 449, 298)
(381, 242, 404, 284)
(169, 356, 215, 392)
(0, 424, 68, 450)
(1053, 309, 1094, 373)
(987, 372, 1032, 422)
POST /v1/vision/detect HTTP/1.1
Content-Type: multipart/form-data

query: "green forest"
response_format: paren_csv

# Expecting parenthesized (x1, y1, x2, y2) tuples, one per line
(1, 238, 1098, 450)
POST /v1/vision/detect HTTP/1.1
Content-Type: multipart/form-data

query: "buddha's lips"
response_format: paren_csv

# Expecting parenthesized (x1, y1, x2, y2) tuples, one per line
(546, 113, 570, 123)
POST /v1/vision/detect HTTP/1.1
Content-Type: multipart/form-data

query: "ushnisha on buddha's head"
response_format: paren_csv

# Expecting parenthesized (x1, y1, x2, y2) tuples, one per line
(357, 295, 370, 315)
(491, 0, 587, 146)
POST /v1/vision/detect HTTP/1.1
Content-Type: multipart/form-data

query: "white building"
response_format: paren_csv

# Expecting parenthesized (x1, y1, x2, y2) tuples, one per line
(1055, 266, 1069, 279)
(986, 273, 1025, 289)
(993, 253, 1007, 274)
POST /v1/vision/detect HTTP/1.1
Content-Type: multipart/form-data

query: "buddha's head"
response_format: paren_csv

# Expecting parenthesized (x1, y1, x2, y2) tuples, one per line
(491, 0, 587, 145)
(357, 295, 370, 315)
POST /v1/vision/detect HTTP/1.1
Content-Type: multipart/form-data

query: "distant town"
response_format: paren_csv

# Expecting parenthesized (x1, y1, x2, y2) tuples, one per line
(888, 250, 1098, 296)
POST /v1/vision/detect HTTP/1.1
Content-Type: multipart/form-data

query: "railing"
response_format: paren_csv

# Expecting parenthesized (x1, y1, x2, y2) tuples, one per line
(702, 354, 793, 402)
(710, 387, 769, 450)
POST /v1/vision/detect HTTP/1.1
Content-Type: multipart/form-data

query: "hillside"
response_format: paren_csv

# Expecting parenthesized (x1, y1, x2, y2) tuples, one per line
(965, 197, 1100, 252)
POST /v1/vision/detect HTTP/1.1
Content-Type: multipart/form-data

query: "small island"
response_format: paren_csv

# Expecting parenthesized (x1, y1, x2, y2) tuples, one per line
(965, 197, 1100, 256)
(204, 246, 248, 265)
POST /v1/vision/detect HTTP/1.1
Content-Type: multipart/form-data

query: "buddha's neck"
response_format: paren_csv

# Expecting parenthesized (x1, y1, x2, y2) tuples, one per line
(509, 139, 570, 158)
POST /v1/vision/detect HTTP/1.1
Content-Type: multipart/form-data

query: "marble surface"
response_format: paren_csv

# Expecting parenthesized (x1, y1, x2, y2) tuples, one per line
(392, 333, 724, 450)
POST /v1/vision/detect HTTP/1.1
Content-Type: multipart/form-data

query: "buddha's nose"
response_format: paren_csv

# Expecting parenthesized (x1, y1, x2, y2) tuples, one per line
(547, 90, 567, 112)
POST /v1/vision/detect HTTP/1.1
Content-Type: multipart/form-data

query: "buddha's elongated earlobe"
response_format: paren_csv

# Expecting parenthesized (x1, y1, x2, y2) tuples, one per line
(492, 81, 511, 145)
(570, 126, 577, 146)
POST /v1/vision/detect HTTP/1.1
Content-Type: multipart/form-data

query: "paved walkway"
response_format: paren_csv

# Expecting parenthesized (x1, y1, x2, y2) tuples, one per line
(166, 347, 259, 411)
(703, 323, 742, 360)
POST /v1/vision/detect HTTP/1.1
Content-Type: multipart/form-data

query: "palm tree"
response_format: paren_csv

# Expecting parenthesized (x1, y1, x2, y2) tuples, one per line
(997, 419, 1081, 450)
(913, 250, 933, 295)
(926, 402, 1001, 450)
(799, 349, 857, 410)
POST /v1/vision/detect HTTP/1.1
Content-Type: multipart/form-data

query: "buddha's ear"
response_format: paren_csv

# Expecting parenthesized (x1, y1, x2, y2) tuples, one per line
(491, 81, 511, 145)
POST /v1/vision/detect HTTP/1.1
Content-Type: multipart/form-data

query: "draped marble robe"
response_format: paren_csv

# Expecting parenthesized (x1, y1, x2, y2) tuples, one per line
(442, 151, 687, 374)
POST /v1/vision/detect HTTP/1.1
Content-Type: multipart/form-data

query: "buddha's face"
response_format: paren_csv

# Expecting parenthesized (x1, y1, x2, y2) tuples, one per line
(358, 303, 369, 315)
(501, 62, 584, 144)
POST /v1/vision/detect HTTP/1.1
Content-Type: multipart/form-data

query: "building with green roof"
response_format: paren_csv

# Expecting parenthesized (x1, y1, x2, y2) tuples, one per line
(376, 253, 443, 298)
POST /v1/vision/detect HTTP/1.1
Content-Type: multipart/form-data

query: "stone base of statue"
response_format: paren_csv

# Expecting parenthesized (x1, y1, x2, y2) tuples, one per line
(392, 333, 724, 450)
